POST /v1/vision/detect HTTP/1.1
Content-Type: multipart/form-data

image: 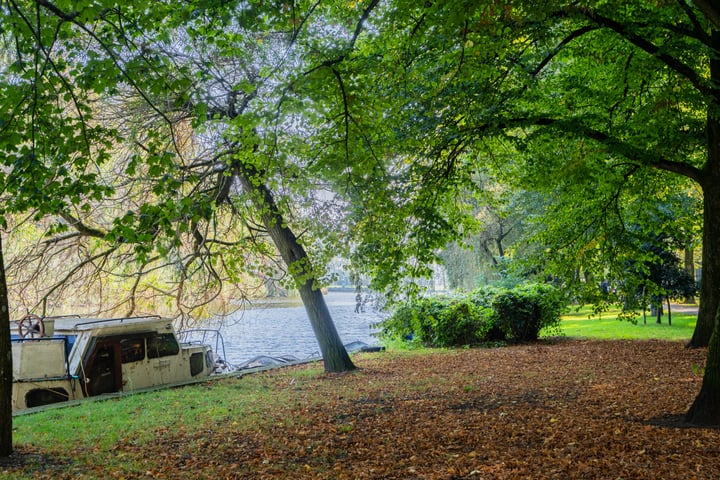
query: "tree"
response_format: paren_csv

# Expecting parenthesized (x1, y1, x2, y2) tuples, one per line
(0, 235, 12, 456)
(0, 0, 123, 455)
(343, 1, 719, 423)
(622, 233, 697, 324)
(0, 1, 387, 376)
(440, 176, 535, 290)
(362, 0, 714, 338)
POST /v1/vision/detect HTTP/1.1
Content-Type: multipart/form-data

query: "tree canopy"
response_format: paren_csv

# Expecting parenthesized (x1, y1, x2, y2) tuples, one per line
(354, 0, 719, 424)
(3, 1, 720, 458)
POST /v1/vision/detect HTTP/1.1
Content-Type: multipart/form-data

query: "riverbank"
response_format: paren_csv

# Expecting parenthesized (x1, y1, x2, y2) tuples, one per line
(7, 339, 718, 479)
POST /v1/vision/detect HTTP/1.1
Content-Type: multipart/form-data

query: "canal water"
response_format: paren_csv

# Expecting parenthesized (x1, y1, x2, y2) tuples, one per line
(215, 291, 386, 366)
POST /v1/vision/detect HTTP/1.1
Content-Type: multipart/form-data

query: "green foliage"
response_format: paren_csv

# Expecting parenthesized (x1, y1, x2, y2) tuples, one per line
(379, 296, 450, 347)
(381, 283, 566, 347)
(379, 294, 497, 348)
(433, 300, 495, 347)
(492, 283, 566, 342)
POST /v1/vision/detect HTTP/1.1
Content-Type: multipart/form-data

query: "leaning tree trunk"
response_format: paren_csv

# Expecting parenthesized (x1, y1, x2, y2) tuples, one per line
(235, 164, 356, 373)
(0, 235, 13, 456)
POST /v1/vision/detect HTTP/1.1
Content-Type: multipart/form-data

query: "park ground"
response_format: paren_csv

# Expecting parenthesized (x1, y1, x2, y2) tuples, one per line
(4, 335, 719, 479)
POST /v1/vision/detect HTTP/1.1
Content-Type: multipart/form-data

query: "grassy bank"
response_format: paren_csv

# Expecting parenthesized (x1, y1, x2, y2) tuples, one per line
(4, 304, 710, 479)
(6, 341, 718, 479)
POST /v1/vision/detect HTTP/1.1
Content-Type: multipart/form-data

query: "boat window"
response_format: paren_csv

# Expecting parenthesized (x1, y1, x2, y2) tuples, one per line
(26, 387, 69, 408)
(190, 352, 204, 376)
(147, 333, 180, 358)
(120, 338, 146, 363)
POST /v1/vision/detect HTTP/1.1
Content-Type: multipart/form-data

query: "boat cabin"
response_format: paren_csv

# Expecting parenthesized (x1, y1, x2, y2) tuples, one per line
(11, 314, 222, 412)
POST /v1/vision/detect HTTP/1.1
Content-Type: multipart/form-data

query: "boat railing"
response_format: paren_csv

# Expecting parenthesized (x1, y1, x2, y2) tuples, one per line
(177, 328, 231, 371)
(66, 315, 163, 328)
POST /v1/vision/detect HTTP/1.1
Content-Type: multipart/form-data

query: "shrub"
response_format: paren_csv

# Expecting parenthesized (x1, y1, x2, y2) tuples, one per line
(379, 296, 450, 347)
(492, 283, 565, 342)
(432, 299, 495, 347)
(379, 295, 495, 348)
(469, 286, 506, 341)
(379, 283, 567, 347)
(468, 285, 501, 308)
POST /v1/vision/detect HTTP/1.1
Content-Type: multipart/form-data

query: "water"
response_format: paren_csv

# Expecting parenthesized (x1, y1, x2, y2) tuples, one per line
(215, 291, 385, 365)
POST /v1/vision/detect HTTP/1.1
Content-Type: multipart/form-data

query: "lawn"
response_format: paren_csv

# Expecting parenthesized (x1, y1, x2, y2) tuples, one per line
(551, 304, 697, 341)
(4, 338, 719, 479)
(4, 303, 714, 479)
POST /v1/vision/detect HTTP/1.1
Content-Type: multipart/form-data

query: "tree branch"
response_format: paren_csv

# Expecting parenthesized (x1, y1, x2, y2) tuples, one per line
(532, 25, 599, 77)
(468, 116, 705, 184)
(571, 6, 711, 96)
(59, 212, 107, 239)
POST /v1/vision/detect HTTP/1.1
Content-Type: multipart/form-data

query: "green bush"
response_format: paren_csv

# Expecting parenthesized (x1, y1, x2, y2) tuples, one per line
(379, 283, 567, 347)
(432, 299, 494, 347)
(379, 296, 449, 347)
(469, 286, 506, 341)
(492, 283, 565, 342)
(379, 295, 494, 347)
(468, 285, 501, 308)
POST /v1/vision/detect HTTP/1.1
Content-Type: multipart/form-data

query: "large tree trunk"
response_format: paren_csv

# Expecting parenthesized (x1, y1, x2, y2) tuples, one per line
(690, 184, 720, 346)
(686, 304, 720, 425)
(688, 144, 720, 347)
(689, 30, 720, 348)
(0, 235, 13, 456)
(686, 31, 720, 423)
(235, 164, 356, 373)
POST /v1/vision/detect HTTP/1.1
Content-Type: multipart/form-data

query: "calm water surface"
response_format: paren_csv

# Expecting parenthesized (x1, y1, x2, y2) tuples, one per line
(214, 291, 385, 365)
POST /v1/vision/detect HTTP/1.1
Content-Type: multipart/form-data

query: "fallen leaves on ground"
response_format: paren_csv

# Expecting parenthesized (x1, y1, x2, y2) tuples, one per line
(8, 339, 720, 479)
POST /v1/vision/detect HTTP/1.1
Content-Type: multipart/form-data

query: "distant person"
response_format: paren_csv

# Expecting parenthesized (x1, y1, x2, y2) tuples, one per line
(355, 292, 362, 313)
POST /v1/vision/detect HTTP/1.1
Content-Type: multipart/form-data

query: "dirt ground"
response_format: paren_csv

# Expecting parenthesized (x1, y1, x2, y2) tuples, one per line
(6, 338, 720, 479)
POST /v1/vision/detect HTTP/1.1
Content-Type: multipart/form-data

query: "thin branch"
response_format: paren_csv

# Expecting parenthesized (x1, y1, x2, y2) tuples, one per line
(531, 25, 598, 77)
(40, 246, 118, 307)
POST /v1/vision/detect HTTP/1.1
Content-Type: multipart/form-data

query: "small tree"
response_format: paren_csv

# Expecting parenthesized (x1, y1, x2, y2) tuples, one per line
(622, 234, 697, 324)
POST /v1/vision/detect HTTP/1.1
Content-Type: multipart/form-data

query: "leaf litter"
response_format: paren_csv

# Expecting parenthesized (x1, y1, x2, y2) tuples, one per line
(7, 339, 720, 479)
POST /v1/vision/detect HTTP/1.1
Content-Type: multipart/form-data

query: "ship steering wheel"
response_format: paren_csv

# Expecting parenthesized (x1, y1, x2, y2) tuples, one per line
(18, 314, 45, 339)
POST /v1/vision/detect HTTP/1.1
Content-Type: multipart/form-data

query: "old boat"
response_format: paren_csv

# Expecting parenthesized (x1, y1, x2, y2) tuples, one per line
(11, 313, 226, 412)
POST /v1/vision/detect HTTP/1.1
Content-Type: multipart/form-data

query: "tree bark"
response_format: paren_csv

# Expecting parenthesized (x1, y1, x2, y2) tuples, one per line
(234, 163, 356, 373)
(685, 304, 720, 425)
(689, 179, 720, 347)
(689, 30, 720, 348)
(686, 29, 720, 424)
(0, 235, 13, 456)
(690, 182, 720, 345)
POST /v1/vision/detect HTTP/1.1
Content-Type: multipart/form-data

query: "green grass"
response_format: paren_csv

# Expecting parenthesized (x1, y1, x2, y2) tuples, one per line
(12, 367, 324, 451)
(548, 304, 697, 341)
